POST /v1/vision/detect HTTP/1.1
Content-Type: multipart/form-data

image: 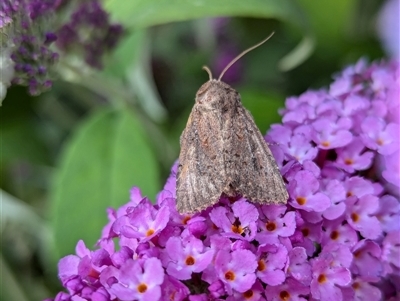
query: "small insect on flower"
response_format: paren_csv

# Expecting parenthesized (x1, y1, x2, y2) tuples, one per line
(177, 33, 289, 214)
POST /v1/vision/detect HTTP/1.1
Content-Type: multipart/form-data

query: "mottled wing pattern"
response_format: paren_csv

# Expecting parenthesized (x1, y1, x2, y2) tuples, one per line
(176, 107, 227, 214)
(226, 100, 288, 204)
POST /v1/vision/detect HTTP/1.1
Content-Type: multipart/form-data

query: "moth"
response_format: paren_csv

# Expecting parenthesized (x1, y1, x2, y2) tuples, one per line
(176, 33, 288, 214)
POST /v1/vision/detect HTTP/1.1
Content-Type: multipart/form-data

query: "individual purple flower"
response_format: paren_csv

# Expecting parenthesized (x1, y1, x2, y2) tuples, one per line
(163, 232, 214, 280)
(351, 240, 382, 281)
(209, 199, 258, 241)
(321, 217, 358, 248)
(265, 278, 310, 301)
(100, 187, 147, 240)
(288, 134, 319, 164)
(375, 195, 400, 233)
(351, 278, 382, 301)
(343, 176, 376, 198)
(288, 170, 331, 212)
(292, 219, 323, 256)
(112, 198, 169, 242)
(320, 242, 353, 269)
(334, 138, 374, 173)
(268, 126, 317, 163)
(345, 195, 382, 239)
(215, 249, 257, 294)
(361, 117, 399, 155)
(286, 247, 312, 285)
(311, 117, 353, 149)
(256, 244, 288, 286)
(255, 204, 295, 244)
(310, 256, 351, 301)
(101, 258, 164, 301)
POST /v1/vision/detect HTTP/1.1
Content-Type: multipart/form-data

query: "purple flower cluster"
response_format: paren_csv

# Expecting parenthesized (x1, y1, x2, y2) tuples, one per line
(47, 59, 399, 301)
(1, 0, 60, 96)
(0, 0, 123, 98)
(55, 0, 123, 69)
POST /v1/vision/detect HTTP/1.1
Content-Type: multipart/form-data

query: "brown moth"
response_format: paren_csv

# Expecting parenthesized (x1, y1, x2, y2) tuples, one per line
(176, 33, 288, 214)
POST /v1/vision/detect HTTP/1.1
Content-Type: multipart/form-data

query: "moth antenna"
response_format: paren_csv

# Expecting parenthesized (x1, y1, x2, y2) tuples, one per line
(202, 66, 213, 81)
(218, 31, 275, 81)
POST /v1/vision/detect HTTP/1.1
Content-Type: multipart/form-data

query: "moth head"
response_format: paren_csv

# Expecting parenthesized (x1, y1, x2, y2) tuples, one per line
(195, 80, 237, 107)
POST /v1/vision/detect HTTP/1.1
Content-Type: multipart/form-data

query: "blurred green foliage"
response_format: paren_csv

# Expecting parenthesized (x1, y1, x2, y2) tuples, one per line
(0, 0, 385, 299)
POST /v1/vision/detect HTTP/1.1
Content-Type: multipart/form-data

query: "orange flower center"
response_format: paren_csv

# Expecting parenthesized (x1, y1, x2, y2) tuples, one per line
(225, 270, 235, 281)
(231, 224, 243, 234)
(352, 282, 360, 289)
(301, 228, 310, 237)
(296, 197, 307, 205)
(185, 256, 195, 266)
(318, 274, 327, 283)
(182, 216, 191, 225)
(330, 230, 339, 240)
(351, 213, 359, 222)
(243, 290, 254, 299)
(88, 268, 100, 279)
(137, 283, 148, 293)
(266, 221, 276, 231)
(279, 290, 290, 301)
(257, 259, 266, 271)
(321, 141, 330, 147)
(146, 229, 155, 237)
(344, 158, 353, 165)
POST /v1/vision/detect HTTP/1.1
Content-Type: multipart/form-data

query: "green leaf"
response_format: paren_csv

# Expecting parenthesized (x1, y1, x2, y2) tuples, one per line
(105, 0, 314, 70)
(295, 0, 356, 52)
(51, 107, 160, 257)
(0, 254, 30, 301)
(103, 30, 145, 79)
(0, 122, 49, 165)
(106, 0, 302, 28)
